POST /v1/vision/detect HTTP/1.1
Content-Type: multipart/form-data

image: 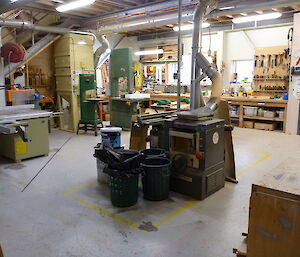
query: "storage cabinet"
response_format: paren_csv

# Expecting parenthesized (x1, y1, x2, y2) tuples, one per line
(223, 97, 288, 132)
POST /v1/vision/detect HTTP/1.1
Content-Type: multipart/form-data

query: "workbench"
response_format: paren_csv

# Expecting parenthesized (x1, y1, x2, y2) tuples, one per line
(150, 93, 190, 102)
(150, 102, 190, 112)
(222, 97, 288, 131)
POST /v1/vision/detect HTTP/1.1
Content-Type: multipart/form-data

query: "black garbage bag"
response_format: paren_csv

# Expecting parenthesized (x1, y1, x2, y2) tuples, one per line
(103, 166, 144, 179)
(94, 143, 124, 163)
(103, 145, 146, 170)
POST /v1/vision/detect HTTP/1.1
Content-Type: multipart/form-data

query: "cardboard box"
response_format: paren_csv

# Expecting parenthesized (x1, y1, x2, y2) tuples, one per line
(243, 121, 254, 128)
(254, 122, 276, 131)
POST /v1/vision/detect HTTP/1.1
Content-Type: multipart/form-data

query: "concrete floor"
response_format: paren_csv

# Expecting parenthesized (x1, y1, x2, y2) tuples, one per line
(1, 127, 300, 257)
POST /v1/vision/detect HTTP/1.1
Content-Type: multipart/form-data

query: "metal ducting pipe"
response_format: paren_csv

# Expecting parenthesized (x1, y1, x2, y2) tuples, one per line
(97, 10, 194, 34)
(190, 0, 215, 110)
(0, 19, 95, 36)
(0, 19, 109, 75)
(94, 34, 109, 69)
(195, 51, 222, 111)
(92, 0, 298, 34)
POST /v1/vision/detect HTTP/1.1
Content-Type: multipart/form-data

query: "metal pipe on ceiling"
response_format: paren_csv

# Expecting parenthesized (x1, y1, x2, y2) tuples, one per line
(0, 0, 38, 14)
(177, 0, 182, 112)
(190, 0, 215, 110)
(94, 0, 299, 34)
(0, 19, 109, 76)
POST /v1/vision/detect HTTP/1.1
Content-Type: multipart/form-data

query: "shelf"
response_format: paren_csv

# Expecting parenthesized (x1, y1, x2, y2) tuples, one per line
(230, 114, 239, 118)
(254, 90, 288, 93)
(253, 78, 288, 81)
(142, 60, 178, 63)
(243, 115, 284, 122)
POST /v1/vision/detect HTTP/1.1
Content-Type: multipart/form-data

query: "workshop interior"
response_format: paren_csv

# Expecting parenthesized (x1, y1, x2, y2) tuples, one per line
(1, 0, 300, 256)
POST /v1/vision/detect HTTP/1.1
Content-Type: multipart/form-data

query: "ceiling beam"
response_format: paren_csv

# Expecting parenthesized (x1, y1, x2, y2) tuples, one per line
(0, 0, 39, 14)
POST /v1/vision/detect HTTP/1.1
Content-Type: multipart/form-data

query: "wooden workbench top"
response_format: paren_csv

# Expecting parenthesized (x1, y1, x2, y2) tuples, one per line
(222, 96, 288, 104)
(150, 93, 190, 101)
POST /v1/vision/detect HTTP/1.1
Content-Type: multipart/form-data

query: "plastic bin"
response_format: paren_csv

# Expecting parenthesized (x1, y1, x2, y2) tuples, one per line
(140, 148, 166, 159)
(263, 110, 275, 118)
(109, 174, 139, 207)
(100, 127, 122, 147)
(276, 110, 284, 119)
(141, 157, 171, 201)
(244, 106, 258, 117)
(96, 159, 109, 184)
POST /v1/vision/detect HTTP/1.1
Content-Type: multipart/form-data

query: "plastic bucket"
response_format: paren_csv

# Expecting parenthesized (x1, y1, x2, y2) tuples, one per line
(140, 148, 166, 159)
(101, 127, 122, 147)
(109, 175, 139, 207)
(141, 157, 171, 201)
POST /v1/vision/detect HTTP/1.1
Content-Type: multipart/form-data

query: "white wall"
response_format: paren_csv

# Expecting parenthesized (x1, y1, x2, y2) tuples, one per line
(110, 25, 292, 88)
(222, 26, 292, 87)
(287, 13, 300, 135)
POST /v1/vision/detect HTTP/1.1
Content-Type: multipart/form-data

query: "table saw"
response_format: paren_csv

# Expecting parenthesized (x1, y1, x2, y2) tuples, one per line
(0, 105, 52, 162)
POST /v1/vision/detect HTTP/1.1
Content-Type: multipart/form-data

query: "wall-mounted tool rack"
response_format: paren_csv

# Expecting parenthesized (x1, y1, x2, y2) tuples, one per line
(253, 46, 290, 97)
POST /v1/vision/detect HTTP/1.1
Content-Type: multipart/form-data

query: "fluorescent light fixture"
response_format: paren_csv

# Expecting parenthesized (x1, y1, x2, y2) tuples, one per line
(134, 49, 163, 56)
(173, 22, 210, 31)
(219, 6, 234, 10)
(232, 12, 282, 24)
(56, 0, 95, 12)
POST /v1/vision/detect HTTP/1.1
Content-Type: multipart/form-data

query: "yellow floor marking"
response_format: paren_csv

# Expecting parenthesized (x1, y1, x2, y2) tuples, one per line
(154, 201, 198, 227)
(237, 152, 272, 177)
(64, 149, 272, 232)
(64, 190, 143, 232)
(66, 179, 97, 192)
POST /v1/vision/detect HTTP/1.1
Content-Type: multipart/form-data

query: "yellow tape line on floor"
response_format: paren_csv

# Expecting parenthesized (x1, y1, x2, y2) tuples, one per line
(236, 152, 272, 177)
(154, 200, 198, 227)
(64, 189, 141, 231)
(64, 149, 272, 232)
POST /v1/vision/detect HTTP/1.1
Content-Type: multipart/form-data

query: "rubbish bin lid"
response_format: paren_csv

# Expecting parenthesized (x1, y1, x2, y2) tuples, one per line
(100, 127, 122, 133)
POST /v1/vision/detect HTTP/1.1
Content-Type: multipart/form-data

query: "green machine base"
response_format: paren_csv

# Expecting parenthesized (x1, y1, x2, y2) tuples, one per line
(77, 74, 103, 136)
(0, 117, 49, 163)
(110, 98, 144, 130)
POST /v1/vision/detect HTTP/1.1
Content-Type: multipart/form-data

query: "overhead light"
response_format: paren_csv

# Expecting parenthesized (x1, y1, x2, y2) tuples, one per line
(173, 22, 210, 31)
(134, 49, 163, 56)
(232, 12, 282, 24)
(219, 6, 234, 10)
(56, 0, 95, 12)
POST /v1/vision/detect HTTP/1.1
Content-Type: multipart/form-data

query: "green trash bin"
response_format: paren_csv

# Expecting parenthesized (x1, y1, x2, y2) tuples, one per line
(141, 157, 171, 201)
(109, 174, 139, 207)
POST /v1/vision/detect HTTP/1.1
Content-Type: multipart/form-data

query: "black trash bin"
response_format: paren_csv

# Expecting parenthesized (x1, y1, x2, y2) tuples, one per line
(103, 146, 145, 207)
(108, 171, 139, 207)
(141, 157, 171, 201)
(140, 148, 166, 159)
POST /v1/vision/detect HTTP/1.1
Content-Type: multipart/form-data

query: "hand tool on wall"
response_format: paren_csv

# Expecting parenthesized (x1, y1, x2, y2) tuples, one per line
(254, 55, 258, 67)
(261, 55, 265, 67)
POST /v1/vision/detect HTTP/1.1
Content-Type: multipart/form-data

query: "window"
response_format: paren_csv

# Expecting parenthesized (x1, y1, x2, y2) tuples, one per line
(232, 60, 254, 82)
